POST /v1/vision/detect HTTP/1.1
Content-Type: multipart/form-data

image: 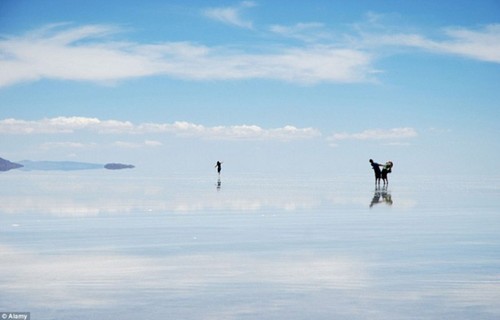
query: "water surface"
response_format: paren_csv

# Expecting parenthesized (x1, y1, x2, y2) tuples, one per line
(1, 171, 499, 319)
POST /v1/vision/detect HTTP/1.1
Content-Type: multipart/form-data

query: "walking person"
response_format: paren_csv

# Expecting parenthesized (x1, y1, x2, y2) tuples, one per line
(215, 161, 223, 176)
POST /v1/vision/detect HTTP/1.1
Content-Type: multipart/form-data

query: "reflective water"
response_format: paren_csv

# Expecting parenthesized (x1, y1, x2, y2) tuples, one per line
(1, 171, 499, 319)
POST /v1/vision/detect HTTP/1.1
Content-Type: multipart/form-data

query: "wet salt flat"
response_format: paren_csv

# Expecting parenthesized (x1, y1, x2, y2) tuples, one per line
(1, 171, 500, 319)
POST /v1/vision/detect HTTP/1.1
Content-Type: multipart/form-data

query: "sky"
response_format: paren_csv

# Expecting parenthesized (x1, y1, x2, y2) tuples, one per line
(0, 0, 499, 176)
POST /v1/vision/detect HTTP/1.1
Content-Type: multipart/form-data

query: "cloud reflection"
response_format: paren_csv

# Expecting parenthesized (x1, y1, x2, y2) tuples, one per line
(3, 244, 499, 318)
(0, 245, 369, 309)
(0, 174, 418, 217)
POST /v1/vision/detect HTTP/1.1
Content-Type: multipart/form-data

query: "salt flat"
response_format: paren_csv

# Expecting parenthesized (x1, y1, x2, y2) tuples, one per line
(1, 171, 499, 319)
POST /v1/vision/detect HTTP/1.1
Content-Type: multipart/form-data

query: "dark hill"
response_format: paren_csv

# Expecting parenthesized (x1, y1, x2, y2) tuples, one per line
(104, 163, 135, 170)
(0, 157, 23, 171)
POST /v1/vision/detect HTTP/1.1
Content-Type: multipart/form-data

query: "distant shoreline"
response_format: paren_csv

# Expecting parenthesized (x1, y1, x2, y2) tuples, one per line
(0, 157, 134, 172)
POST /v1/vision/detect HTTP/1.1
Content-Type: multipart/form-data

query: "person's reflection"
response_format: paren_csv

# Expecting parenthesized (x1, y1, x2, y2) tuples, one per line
(370, 186, 393, 208)
(216, 178, 222, 191)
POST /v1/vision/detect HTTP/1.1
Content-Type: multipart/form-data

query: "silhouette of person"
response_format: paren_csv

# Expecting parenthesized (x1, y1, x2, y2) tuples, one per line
(215, 161, 223, 175)
(381, 161, 393, 186)
(369, 159, 382, 186)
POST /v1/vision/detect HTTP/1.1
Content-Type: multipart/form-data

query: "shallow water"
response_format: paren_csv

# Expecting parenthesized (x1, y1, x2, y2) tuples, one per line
(1, 171, 499, 319)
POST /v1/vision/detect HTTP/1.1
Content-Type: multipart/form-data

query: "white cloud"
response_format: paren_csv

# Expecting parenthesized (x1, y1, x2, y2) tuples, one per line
(0, 117, 134, 134)
(0, 117, 321, 141)
(0, 23, 375, 87)
(163, 123, 321, 141)
(268, 18, 500, 65)
(382, 142, 411, 147)
(329, 127, 418, 141)
(439, 25, 500, 62)
(1, 19, 498, 89)
(203, 1, 256, 29)
(40, 141, 97, 150)
(113, 141, 142, 148)
(371, 24, 500, 63)
(144, 140, 163, 147)
(176, 41, 372, 82)
(0, 25, 160, 87)
(114, 140, 163, 148)
(270, 22, 331, 42)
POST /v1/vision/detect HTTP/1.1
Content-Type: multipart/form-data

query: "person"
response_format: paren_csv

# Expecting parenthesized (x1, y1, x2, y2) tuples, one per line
(381, 161, 393, 186)
(215, 161, 223, 175)
(369, 159, 382, 186)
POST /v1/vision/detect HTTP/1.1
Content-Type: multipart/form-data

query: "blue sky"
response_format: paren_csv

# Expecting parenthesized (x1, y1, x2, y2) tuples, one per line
(1, 0, 499, 176)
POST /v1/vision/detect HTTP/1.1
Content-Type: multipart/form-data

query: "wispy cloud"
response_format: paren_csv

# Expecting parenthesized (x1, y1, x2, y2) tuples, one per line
(0, 23, 375, 87)
(0, 117, 134, 134)
(270, 22, 331, 42)
(329, 127, 418, 143)
(113, 140, 163, 148)
(0, 24, 160, 87)
(203, 1, 256, 29)
(1, 19, 497, 88)
(367, 24, 500, 63)
(0, 117, 321, 141)
(40, 141, 97, 150)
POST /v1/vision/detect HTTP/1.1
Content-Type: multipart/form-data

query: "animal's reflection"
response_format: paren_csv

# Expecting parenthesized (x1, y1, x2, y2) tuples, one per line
(370, 187, 393, 208)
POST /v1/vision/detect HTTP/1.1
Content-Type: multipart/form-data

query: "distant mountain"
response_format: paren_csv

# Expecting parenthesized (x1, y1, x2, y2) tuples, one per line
(1, 158, 135, 171)
(0, 157, 23, 171)
(104, 163, 135, 170)
(19, 160, 104, 171)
